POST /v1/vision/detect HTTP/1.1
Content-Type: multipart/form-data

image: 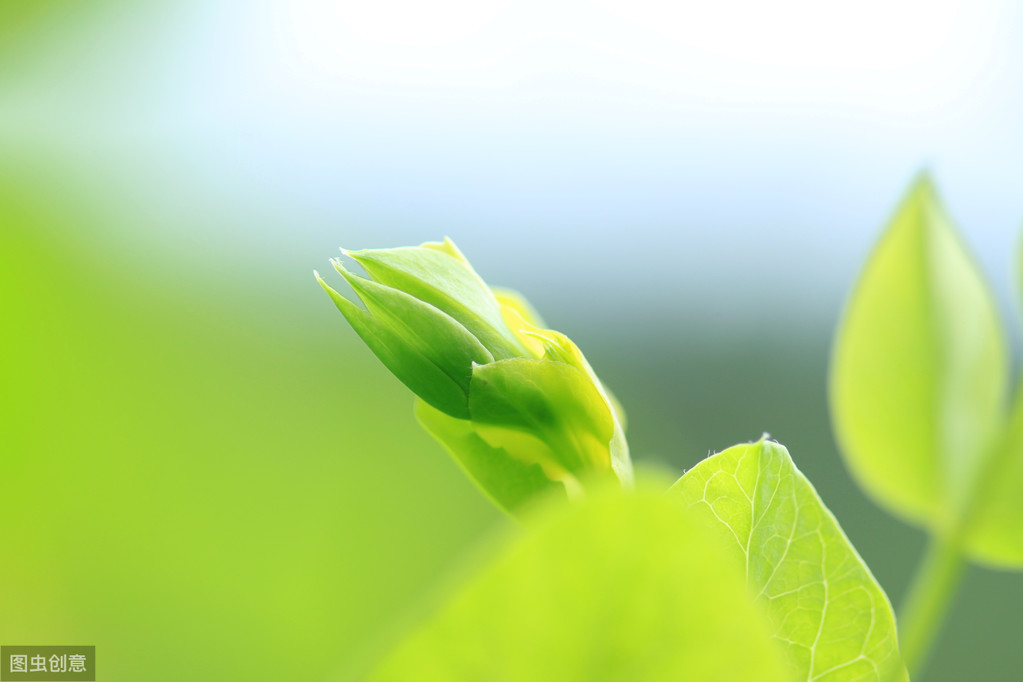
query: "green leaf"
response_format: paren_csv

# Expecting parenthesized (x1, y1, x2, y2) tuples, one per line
(522, 324, 631, 475)
(468, 358, 621, 488)
(368, 489, 790, 682)
(346, 239, 528, 360)
(964, 360, 1023, 565)
(669, 440, 908, 681)
(316, 264, 494, 419)
(414, 399, 567, 514)
(829, 175, 1008, 534)
(958, 229, 1023, 566)
(456, 291, 633, 498)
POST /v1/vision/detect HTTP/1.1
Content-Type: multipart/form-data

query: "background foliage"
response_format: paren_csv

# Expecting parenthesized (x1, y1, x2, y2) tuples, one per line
(3, 2, 1023, 680)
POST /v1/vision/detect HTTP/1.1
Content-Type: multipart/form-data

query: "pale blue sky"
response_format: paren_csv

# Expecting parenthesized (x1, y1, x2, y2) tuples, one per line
(3, 0, 1022, 326)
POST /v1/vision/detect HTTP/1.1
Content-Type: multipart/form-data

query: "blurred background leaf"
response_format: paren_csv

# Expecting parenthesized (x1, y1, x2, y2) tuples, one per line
(830, 177, 1008, 544)
(370, 489, 788, 682)
(3, 2, 1023, 680)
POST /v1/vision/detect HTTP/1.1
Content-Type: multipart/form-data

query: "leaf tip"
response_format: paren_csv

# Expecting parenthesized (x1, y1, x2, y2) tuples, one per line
(314, 268, 334, 293)
(908, 169, 940, 205)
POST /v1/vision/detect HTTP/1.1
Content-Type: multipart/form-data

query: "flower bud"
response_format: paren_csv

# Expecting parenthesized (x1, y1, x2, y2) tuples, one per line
(317, 239, 631, 512)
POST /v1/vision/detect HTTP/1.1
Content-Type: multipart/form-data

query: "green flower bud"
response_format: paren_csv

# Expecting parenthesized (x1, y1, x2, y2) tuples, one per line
(317, 239, 632, 513)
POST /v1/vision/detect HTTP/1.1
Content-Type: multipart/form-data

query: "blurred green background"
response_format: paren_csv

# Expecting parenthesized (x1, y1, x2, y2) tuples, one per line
(3, 2, 1023, 680)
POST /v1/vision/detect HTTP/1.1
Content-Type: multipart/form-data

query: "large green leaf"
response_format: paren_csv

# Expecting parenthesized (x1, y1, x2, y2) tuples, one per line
(829, 176, 1009, 545)
(670, 440, 908, 681)
(368, 490, 789, 682)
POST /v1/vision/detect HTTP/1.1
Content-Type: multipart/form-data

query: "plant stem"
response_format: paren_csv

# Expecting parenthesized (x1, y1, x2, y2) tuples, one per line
(897, 534, 966, 679)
